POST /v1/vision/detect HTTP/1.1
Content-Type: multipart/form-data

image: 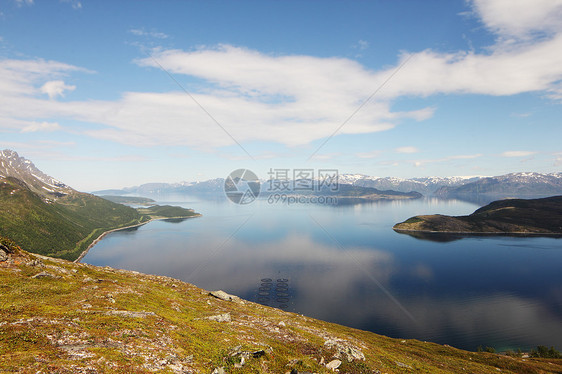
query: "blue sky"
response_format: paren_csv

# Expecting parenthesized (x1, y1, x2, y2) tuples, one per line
(0, 0, 561, 191)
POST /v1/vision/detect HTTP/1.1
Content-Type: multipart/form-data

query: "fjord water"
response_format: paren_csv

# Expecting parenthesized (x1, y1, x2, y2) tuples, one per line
(81, 195, 562, 352)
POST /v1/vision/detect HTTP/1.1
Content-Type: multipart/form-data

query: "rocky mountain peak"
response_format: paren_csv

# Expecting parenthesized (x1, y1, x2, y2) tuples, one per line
(0, 149, 74, 201)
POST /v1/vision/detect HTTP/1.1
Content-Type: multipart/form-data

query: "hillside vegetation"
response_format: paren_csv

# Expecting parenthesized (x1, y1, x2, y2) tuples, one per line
(1, 239, 561, 373)
(394, 196, 562, 235)
(0, 177, 197, 261)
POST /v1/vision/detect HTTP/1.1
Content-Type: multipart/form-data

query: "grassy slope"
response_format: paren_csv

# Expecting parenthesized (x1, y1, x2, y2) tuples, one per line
(394, 196, 562, 234)
(1, 240, 560, 373)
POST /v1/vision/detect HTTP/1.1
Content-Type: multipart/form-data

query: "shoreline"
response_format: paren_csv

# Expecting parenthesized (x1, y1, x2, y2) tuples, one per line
(393, 228, 562, 236)
(73, 214, 201, 263)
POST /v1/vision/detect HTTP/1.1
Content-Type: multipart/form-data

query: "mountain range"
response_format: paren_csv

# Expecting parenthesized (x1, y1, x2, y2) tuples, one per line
(93, 172, 562, 202)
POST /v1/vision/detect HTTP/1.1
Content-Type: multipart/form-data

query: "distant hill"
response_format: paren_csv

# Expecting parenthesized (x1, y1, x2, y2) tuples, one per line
(94, 177, 422, 202)
(93, 179, 225, 196)
(0, 150, 197, 260)
(393, 196, 562, 235)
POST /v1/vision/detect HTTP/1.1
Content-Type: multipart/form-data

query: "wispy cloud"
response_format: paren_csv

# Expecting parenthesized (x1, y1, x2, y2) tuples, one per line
(511, 112, 532, 118)
(60, 0, 82, 9)
(501, 151, 537, 157)
(395, 146, 418, 154)
(129, 28, 169, 39)
(413, 153, 482, 167)
(21, 121, 61, 133)
(15, 0, 33, 7)
(353, 40, 369, 50)
(356, 150, 381, 159)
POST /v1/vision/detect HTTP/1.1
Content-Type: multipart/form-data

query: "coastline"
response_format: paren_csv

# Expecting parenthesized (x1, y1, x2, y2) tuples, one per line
(73, 214, 201, 263)
(393, 228, 562, 236)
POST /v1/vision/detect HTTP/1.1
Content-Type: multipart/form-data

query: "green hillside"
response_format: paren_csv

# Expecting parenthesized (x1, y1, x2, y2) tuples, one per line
(0, 177, 150, 260)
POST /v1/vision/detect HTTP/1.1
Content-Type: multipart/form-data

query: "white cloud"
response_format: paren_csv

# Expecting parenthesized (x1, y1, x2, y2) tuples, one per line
(470, 0, 562, 38)
(2, 1, 562, 153)
(501, 150, 537, 157)
(395, 146, 418, 154)
(0, 59, 84, 97)
(40, 80, 75, 99)
(21, 121, 61, 133)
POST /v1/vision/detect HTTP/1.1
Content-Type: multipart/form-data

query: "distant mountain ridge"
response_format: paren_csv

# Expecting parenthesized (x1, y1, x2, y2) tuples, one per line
(338, 174, 482, 195)
(434, 172, 562, 198)
(93, 172, 562, 199)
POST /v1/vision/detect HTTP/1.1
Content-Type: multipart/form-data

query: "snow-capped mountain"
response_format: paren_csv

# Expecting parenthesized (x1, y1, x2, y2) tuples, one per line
(338, 174, 482, 195)
(0, 150, 74, 201)
(435, 172, 562, 198)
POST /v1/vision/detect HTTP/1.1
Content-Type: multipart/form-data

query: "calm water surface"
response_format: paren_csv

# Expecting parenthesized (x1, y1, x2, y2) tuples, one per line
(82, 195, 562, 351)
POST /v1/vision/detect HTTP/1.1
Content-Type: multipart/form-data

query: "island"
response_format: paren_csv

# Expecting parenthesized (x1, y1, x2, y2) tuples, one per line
(393, 196, 562, 236)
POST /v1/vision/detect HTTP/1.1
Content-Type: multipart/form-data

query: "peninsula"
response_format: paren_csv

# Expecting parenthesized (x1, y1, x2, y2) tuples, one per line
(393, 196, 562, 235)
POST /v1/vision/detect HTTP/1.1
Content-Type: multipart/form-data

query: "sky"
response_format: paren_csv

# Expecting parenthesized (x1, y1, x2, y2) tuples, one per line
(0, 0, 561, 191)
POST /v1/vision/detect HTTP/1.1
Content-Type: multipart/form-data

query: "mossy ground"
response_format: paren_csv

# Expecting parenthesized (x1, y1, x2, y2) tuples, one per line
(1, 246, 561, 373)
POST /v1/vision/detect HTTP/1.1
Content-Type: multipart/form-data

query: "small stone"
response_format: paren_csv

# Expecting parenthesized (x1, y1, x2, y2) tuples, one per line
(0, 249, 8, 262)
(326, 359, 342, 371)
(211, 367, 225, 374)
(229, 345, 242, 356)
(279, 321, 286, 327)
(32, 271, 58, 279)
(206, 313, 231, 322)
(395, 361, 412, 369)
(27, 259, 44, 267)
(209, 290, 244, 304)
